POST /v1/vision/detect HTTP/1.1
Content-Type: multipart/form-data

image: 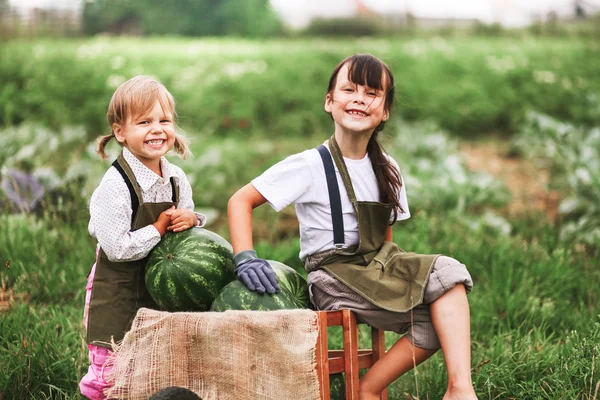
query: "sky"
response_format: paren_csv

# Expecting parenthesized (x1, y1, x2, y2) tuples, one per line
(270, 0, 599, 28)
(9, 0, 600, 28)
(9, 0, 79, 10)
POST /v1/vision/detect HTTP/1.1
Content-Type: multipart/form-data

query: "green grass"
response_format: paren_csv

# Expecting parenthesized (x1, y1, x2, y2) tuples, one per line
(0, 303, 87, 400)
(1, 210, 598, 399)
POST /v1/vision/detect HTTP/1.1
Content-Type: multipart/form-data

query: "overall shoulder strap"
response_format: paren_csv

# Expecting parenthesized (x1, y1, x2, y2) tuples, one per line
(328, 136, 358, 204)
(317, 145, 344, 248)
(169, 177, 179, 204)
(112, 155, 141, 227)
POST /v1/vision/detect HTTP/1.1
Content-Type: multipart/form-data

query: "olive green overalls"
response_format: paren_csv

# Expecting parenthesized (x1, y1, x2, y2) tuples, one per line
(86, 152, 179, 348)
(311, 138, 439, 312)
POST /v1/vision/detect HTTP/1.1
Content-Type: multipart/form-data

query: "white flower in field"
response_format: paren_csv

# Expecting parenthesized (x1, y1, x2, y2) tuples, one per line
(173, 64, 209, 90)
(47, 135, 59, 152)
(184, 40, 262, 56)
(558, 198, 581, 216)
(76, 43, 108, 59)
(86, 141, 99, 157)
(486, 55, 515, 73)
(212, 173, 225, 185)
(33, 167, 61, 190)
(424, 133, 449, 150)
(482, 211, 511, 236)
(111, 56, 126, 70)
(581, 146, 596, 163)
(253, 140, 274, 154)
(222, 61, 267, 79)
(405, 174, 422, 190)
(403, 40, 427, 57)
(533, 70, 556, 84)
(416, 159, 432, 172)
(574, 167, 591, 185)
(107, 75, 126, 89)
(470, 173, 494, 190)
(196, 147, 222, 167)
(444, 155, 467, 184)
(14, 143, 36, 161)
(61, 126, 87, 142)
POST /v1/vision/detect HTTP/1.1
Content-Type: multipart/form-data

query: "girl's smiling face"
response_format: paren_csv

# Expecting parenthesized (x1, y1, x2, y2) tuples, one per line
(325, 63, 390, 136)
(113, 100, 176, 174)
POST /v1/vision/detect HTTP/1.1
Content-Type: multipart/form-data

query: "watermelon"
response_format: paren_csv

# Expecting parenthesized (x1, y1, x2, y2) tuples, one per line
(329, 373, 345, 400)
(145, 227, 235, 312)
(210, 260, 311, 311)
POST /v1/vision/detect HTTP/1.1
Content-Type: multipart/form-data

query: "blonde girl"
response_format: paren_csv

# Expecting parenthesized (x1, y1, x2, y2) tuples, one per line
(80, 76, 205, 399)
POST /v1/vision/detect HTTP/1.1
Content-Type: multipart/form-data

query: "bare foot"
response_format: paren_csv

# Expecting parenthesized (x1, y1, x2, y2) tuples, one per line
(443, 386, 478, 400)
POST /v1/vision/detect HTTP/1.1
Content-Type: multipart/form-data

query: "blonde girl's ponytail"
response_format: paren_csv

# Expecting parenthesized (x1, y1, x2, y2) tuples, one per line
(172, 132, 191, 160)
(96, 133, 115, 159)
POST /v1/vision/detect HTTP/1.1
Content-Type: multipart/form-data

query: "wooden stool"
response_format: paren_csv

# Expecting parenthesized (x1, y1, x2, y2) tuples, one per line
(315, 310, 388, 400)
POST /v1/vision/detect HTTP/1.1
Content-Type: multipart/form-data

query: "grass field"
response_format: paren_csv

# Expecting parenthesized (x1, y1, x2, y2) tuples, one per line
(1, 35, 599, 399)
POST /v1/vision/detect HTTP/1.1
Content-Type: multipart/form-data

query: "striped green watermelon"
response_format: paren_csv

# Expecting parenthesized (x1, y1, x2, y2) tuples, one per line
(145, 227, 235, 312)
(329, 373, 345, 400)
(210, 260, 311, 311)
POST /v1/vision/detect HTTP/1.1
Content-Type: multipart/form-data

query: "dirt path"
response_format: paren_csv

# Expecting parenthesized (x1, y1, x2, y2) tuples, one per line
(460, 141, 560, 221)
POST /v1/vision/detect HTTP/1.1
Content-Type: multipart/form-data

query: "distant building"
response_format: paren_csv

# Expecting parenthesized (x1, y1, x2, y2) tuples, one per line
(3, 0, 82, 36)
(271, 0, 482, 31)
(270, 0, 600, 30)
(345, 0, 480, 30)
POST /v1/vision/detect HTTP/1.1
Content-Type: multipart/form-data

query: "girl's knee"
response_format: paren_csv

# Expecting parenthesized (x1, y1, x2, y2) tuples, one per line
(435, 255, 462, 268)
(424, 256, 473, 304)
(359, 376, 386, 400)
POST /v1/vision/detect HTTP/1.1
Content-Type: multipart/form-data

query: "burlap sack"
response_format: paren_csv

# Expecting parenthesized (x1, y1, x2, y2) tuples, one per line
(105, 308, 320, 400)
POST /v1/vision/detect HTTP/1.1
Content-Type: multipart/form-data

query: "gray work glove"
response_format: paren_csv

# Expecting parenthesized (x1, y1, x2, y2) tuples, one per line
(234, 250, 280, 294)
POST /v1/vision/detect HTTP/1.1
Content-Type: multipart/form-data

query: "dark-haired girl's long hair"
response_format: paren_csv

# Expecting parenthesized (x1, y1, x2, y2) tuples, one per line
(327, 54, 403, 222)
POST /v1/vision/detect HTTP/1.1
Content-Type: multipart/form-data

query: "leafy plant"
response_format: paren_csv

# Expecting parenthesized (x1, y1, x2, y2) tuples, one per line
(513, 112, 600, 248)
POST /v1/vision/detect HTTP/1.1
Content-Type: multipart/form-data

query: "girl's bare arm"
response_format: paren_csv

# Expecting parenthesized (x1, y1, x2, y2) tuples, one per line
(228, 183, 267, 254)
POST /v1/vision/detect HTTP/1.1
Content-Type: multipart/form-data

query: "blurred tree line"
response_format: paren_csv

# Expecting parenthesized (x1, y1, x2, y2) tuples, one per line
(82, 0, 282, 37)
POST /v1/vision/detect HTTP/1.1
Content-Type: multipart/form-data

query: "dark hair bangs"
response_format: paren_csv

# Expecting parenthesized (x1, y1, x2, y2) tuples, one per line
(346, 55, 386, 90)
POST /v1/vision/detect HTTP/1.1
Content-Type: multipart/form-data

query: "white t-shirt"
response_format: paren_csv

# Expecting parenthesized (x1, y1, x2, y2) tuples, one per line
(252, 144, 410, 260)
(89, 148, 205, 262)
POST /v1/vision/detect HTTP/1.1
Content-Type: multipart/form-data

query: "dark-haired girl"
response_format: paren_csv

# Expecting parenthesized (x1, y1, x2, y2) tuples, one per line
(228, 54, 477, 399)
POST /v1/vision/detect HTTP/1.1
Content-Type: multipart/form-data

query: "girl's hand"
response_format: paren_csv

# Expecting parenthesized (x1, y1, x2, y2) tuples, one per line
(167, 208, 198, 232)
(153, 206, 175, 237)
